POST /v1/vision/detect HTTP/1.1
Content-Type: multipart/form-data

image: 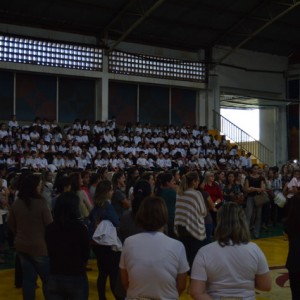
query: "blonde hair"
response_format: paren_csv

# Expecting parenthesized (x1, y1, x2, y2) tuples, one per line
(202, 171, 215, 186)
(215, 202, 250, 246)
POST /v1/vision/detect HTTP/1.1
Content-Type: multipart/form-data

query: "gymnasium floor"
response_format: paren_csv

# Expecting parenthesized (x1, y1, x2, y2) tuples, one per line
(0, 228, 291, 300)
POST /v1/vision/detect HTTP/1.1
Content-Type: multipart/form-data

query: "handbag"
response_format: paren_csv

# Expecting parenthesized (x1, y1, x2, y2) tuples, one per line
(254, 192, 270, 206)
(274, 191, 286, 208)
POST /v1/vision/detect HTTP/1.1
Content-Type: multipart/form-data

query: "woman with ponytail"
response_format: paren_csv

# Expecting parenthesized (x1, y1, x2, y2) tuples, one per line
(174, 171, 207, 269)
(119, 180, 152, 242)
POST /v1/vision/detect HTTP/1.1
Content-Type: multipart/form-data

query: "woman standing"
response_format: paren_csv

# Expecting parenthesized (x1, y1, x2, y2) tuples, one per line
(45, 192, 90, 300)
(203, 171, 223, 208)
(119, 180, 151, 243)
(8, 173, 53, 300)
(120, 196, 189, 299)
(203, 171, 224, 227)
(156, 172, 177, 238)
(244, 164, 266, 239)
(223, 171, 245, 205)
(111, 171, 130, 219)
(285, 193, 300, 300)
(69, 172, 92, 219)
(175, 171, 207, 269)
(88, 180, 122, 300)
(190, 202, 271, 300)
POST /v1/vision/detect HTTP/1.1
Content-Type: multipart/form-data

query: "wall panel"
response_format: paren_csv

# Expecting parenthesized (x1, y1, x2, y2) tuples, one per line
(59, 77, 95, 123)
(0, 70, 14, 120)
(16, 73, 56, 121)
(171, 88, 196, 126)
(109, 81, 137, 125)
(139, 85, 169, 125)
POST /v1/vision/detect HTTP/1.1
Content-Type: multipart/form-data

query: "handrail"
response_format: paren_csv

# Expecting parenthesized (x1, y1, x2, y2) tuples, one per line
(213, 110, 274, 166)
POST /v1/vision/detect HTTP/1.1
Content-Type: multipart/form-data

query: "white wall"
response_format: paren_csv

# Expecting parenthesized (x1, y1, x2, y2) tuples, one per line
(210, 46, 289, 165)
(214, 46, 287, 95)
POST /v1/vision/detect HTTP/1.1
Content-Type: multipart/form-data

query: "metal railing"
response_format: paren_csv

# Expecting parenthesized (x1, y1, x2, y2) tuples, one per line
(213, 110, 274, 166)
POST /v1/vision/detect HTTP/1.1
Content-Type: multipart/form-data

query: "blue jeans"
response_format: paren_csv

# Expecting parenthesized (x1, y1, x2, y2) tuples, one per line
(47, 274, 89, 300)
(18, 252, 49, 300)
(245, 196, 262, 238)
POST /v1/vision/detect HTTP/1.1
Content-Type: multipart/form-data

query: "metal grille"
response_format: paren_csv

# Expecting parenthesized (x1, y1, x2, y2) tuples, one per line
(109, 50, 206, 82)
(0, 35, 103, 71)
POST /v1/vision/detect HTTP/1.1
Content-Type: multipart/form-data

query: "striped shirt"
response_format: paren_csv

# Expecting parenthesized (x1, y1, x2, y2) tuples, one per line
(175, 188, 207, 241)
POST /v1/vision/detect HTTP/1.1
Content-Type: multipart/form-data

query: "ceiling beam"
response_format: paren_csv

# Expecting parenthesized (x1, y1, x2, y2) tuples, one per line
(211, 0, 269, 47)
(216, 0, 300, 64)
(107, 0, 166, 53)
(102, 0, 139, 35)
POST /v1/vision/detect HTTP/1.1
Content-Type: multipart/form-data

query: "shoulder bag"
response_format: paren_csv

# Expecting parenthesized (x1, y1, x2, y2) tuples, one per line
(254, 192, 269, 206)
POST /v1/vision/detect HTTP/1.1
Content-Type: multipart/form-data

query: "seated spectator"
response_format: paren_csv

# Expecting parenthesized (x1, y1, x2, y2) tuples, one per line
(8, 114, 19, 129)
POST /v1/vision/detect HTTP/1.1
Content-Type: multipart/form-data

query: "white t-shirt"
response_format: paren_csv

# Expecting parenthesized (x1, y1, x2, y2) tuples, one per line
(120, 231, 189, 300)
(191, 241, 269, 300)
(287, 176, 300, 198)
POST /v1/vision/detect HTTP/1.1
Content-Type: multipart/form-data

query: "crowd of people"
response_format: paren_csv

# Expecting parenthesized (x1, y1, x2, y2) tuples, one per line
(0, 115, 255, 173)
(0, 115, 299, 299)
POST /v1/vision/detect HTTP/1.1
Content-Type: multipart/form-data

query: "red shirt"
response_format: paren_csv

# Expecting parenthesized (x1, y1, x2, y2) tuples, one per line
(204, 182, 223, 202)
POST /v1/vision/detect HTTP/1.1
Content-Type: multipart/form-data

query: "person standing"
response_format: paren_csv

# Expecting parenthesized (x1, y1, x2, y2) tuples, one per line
(89, 180, 122, 300)
(45, 192, 90, 300)
(120, 196, 189, 299)
(119, 180, 151, 243)
(111, 172, 130, 219)
(244, 164, 266, 239)
(285, 193, 300, 300)
(8, 173, 53, 300)
(190, 202, 271, 300)
(156, 172, 177, 238)
(175, 171, 207, 269)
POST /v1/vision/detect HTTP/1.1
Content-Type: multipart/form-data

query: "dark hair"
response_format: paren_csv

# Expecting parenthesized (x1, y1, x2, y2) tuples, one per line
(97, 167, 108, 180)
(88, 173, 101, 188)
(132, 180, 152, 217)
(140, 171, 153, 182)
(160, 172, 173, 186)
(171, 169, 180, 177)
(125, 167, 139, 196)
(251, 164, 259, 171)
(94, 180, 112, 207)
(136, 196, 168, 231)
(18, 174, 43, 208)
(226, 171, 236, 183)
(215, 202, 250, 246)
(69, 172, 81, 192)
(81, 170, 90, 179)
(54, 174, 72, 194)
(155, 172, 173, 195)
(112, 171, 124, 189)
(53, 192, 80, 225)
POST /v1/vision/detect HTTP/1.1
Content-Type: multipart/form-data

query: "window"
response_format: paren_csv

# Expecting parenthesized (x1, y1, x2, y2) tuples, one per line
(0, 35, 102, 71)
(109, 50, 206, 82)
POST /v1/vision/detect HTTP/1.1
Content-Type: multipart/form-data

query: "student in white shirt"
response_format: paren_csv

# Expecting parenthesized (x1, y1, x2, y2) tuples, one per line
(8, 115, 19, 129)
